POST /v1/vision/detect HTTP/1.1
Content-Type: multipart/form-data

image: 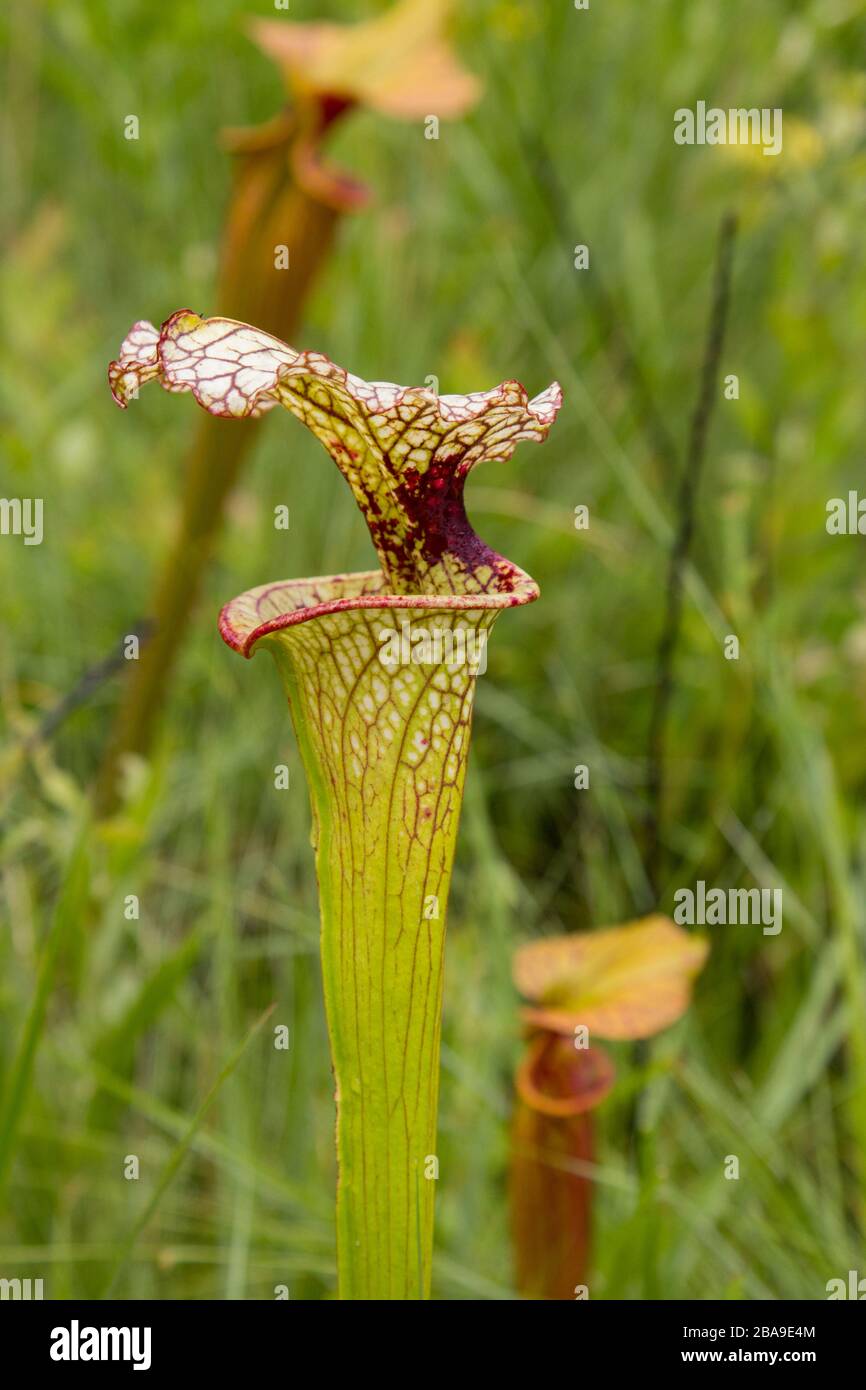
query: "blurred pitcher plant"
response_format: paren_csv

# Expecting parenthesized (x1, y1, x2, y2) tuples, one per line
(108, 308, 562, 1298)
(511, 916, 708, 1299)
(95, 0, 480, 812)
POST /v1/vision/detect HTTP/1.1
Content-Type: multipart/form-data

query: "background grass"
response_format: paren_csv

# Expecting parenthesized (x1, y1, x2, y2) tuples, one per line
(2, 0, 866, 1299)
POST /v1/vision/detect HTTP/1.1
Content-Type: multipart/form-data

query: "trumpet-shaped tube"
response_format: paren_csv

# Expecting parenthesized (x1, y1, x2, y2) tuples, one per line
(110, 309, 562, 1298)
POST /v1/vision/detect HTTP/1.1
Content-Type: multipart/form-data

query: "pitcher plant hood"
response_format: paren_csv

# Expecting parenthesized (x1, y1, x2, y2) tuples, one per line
(229, 0, 481, 216)
(109, 307, 561, 1300)
(249, 0, 481, 123)
(109, 309, 562, 652)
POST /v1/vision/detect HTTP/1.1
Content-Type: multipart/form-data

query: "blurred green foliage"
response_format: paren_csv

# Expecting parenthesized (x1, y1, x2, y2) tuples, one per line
(2, 0, 866, 1298)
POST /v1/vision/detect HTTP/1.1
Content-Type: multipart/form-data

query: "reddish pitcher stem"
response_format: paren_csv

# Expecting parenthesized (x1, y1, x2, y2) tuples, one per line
(94, 152, 339, 813)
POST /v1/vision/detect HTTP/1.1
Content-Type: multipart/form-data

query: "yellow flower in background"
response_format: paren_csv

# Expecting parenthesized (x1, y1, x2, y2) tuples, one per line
(490, 0, 540, 42)
(721, 114, 824, 173)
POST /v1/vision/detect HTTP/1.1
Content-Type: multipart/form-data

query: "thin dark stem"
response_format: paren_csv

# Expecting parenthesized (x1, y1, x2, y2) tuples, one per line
(29, 620, 154, 747)
(644, 212, 738, 905)
(519, 126, 682, 481)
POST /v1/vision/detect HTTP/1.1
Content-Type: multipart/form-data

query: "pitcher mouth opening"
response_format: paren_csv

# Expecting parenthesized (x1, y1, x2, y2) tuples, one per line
(218, 566, 540, 658)
(515, 1033, 616, 1119)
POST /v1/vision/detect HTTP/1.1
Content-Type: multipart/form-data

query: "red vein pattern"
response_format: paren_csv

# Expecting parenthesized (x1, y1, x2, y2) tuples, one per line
(110, 309, 561, 602)
(264, 600, 495, 1297)
(109, 310, 563, 1299)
